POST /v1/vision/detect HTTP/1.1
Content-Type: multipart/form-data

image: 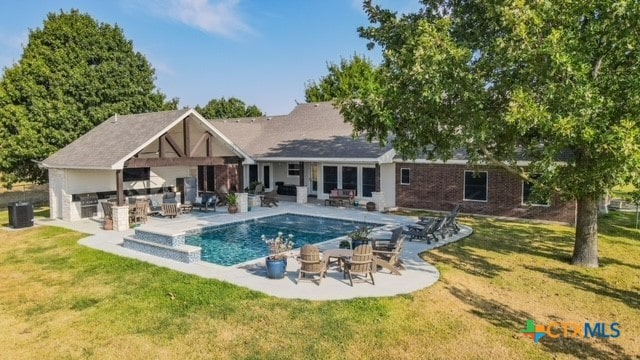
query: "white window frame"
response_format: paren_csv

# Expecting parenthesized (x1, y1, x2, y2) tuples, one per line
(287, 163, 300, 177)
(463, 170, 488, 202)
(521, 176, 550, 206)
(400, 168, 411, 185)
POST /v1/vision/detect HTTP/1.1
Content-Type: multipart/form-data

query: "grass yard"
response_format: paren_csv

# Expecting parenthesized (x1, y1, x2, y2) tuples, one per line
(0, 209, 638, 359)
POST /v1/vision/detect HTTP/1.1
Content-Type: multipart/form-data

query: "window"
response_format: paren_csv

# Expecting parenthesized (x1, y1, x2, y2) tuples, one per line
(323, 166, 338, 194)
(522, 174, 549, 205)
(400, 168, 410, 185)
(464, 171, 488, 201)
(362, 167, 376, 197)
(263, 165, 270, 188)
(342, 166, 358, 191)
(248, 165, 258, 184)
(197, 166, 215, 192)
(287, 163, 300, 176)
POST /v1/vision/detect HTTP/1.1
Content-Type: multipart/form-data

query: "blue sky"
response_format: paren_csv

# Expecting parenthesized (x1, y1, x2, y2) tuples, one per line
(0, 0, 419, 115)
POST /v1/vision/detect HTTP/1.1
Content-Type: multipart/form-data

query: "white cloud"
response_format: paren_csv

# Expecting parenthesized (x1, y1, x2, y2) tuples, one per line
(144, 0, 253, 38)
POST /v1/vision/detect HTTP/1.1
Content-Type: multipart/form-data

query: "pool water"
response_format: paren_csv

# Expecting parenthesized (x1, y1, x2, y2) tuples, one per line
(185, 213, 379, 266)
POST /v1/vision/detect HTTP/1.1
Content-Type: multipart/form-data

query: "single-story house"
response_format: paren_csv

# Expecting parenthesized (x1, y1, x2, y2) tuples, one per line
(43, 102, 577, 224)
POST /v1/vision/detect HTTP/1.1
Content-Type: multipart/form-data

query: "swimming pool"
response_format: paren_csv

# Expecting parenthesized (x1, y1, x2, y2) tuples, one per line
(185, 213, 379, 266)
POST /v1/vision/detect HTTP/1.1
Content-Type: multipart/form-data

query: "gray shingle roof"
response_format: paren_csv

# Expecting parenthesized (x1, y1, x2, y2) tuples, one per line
(210, 102, 393, 160)
(42, 109, 192, 169)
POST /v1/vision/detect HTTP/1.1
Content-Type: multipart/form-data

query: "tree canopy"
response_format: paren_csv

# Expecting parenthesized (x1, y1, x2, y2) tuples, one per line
(195, 97, 264, 119)
(304, 54, 380, 102)
(0, 9, 176, 187)
(339, 0, 640, 267)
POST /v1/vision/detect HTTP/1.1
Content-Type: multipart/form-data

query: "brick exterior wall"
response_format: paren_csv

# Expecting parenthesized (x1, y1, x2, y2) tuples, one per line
(396, 163, 577, 224)
(213, 165, 242, 192)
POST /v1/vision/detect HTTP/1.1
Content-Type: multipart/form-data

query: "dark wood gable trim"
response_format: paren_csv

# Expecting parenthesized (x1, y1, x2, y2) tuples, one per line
(125, 156, 242, 168)
(164, 133, 184, 157)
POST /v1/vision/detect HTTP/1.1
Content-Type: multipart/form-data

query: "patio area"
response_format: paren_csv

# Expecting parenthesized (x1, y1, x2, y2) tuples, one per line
(39, 201, 472, 300)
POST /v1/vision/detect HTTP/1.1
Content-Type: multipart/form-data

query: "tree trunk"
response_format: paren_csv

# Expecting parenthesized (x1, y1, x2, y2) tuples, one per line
(571, 195, 599, 267)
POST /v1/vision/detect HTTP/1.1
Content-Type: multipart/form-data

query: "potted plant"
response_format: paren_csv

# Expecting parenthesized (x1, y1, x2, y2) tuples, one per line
(227, 193, 238, 214)
(348, 226, 372, 249)
(262, 232, 294, 279)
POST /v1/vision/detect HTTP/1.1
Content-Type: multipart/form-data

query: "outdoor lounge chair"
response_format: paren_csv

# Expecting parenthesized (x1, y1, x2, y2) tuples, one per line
(406, 217, 443, 244)
(195, 192, 217, 212)
(260, 187, 279, 207)
(343, 244, 375, 286)
(372, 236, 405, 275)
(297, 245, 327, 285)
(162, 203, 179, 219)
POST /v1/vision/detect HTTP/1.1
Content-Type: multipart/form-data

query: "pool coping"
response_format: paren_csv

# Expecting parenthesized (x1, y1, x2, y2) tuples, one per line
(40, 201, 473, 300)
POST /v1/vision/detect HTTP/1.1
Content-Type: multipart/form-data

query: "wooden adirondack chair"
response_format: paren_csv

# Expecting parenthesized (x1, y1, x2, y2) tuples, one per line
(297, 245, 327, 285)
(343, 244, 375, 286)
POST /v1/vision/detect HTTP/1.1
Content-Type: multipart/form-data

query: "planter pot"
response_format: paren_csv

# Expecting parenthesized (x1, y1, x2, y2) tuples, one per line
(366, 202, 376, 211)
(228, 205, 238, 214)
(351, 239, 367, 250)
(104, 218, 113, 230)
(265, 257, 287, 279)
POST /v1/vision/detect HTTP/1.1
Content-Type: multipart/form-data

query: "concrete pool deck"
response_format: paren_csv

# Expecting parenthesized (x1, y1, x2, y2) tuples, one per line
(38, 201, 472, 300)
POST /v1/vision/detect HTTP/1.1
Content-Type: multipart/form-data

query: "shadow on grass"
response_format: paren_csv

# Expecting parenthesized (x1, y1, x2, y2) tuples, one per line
(598, 212, 640, 240)
(449, 286, 634, 360)
(425, 247, 510, 278)
(525, 266, 640, 310)
(427, 219, 574, 278)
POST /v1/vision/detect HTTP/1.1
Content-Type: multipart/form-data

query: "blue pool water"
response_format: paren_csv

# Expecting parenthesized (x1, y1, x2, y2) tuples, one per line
(185, 214, 379, 266)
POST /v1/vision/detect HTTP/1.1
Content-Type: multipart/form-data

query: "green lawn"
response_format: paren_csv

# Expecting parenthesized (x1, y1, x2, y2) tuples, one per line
(0, 209, 638, 359)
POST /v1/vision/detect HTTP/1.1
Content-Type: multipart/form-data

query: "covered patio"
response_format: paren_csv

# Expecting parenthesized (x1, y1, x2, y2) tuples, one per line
(42, 109, 253, 230)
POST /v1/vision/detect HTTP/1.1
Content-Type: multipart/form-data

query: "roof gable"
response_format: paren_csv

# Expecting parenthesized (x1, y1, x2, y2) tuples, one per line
(42, 109, 251, 169)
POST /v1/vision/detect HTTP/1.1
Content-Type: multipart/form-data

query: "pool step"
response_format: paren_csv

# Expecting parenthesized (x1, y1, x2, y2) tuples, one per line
(123, 236, 201, 263)
(133, 229, 185, 247)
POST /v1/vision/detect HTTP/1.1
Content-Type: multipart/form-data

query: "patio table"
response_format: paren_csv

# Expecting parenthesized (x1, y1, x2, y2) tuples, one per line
(322, 248, 352, 271)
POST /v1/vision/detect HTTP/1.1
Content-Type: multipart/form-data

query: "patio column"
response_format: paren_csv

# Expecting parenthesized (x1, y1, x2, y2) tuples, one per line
(375, 164, 381, 192)
(296, 186, 308, 204)
(237, 192, 248, 213)
(112, 205, 130, 231)
(299, 162, 305, 186)
(116, 169, 124, 206)
(371, 191, 385, 212)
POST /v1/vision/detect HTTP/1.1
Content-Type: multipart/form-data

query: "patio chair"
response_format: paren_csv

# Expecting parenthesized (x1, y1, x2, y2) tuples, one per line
(343, 244, 375, 286)
(253, 183, 264, 195)
(371, 225, 403, 251)
(444, 205, 461, 234)
(372, 236, 405, 275)
(195, 192, 217, 212)
(406, 217, 443, 244)
(260, 187, 279, 207)
(162, 203, 179, 219)
(297, 245, 327, 285)
(132, 201, 148, 224)
(101, 201, 112, 220)
(101, 201, 113, 230)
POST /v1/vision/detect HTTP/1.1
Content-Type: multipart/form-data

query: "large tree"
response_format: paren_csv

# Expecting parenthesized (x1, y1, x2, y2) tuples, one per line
(339, 1, 640, 267)
(0, 9, 176, 187)
(195, 97, 263, 119)
(304, 54, 379, 102)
